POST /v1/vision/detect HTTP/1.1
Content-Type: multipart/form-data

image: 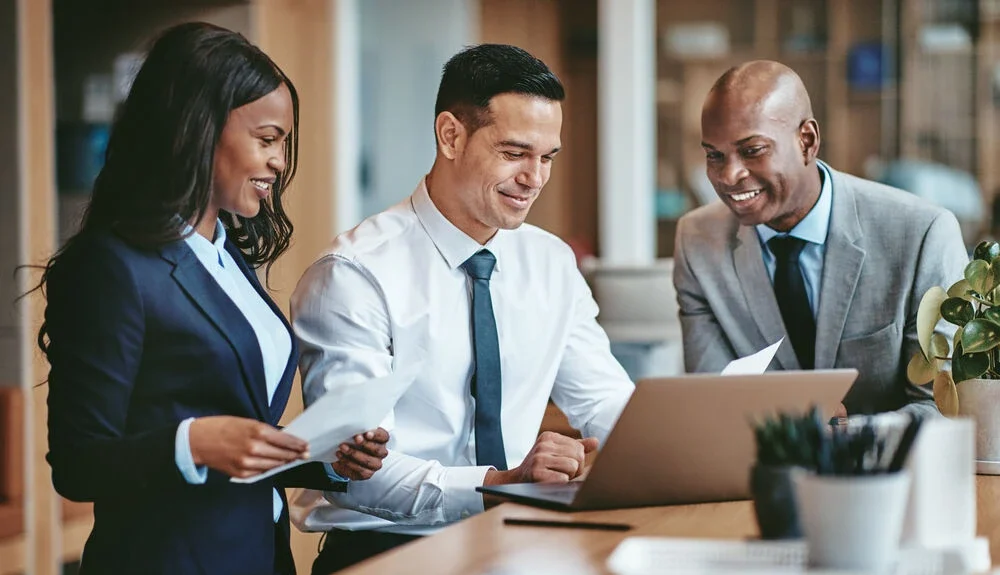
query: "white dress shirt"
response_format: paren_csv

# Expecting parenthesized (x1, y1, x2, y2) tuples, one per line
(173, 219, 292, 523)
(290, 178, 634, 535)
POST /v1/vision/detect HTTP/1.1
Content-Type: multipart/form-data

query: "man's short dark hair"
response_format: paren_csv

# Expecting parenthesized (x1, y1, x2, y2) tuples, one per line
(434, 44, 565, 136)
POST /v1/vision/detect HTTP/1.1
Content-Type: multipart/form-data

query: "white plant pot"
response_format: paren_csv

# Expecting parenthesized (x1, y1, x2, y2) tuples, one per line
(956, 378, 1000, 465)
(793, 471, 911, 573)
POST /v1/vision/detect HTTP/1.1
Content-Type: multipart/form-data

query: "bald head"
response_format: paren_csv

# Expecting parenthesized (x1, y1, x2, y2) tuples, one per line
(700, 60, 823, 232)
(705, 60, 813, 127)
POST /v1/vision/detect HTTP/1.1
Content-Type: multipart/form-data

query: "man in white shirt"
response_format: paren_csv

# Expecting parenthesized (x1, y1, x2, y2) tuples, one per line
(290, 44, 634, 573)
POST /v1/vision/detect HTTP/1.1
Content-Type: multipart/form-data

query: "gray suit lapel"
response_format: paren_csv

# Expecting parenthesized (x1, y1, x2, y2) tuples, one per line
(733, 225, 800, 369)
(814, 169, 866, 369)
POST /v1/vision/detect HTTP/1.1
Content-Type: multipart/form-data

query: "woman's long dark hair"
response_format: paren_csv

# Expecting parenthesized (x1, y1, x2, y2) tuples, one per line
(35, 22, 299, 353)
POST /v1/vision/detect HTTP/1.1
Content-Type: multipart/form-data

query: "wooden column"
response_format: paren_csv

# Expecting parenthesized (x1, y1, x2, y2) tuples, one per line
(824, 0, 850, 171)
(16, 0, 59, 574)
(480, 0, 570, 241)
(252, 0, 339, 309)
(250, 1, 339, 571)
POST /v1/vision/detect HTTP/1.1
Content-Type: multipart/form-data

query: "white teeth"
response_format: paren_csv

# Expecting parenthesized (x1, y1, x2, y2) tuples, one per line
(731, 189, 761, 202)
(251, 179, 271, 192)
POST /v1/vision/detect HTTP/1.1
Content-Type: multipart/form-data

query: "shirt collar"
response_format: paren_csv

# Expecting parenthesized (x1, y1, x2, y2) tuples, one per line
(410, 177, 505, 273)
(755, 159, 833, 247)
(181, 219, 228, 266)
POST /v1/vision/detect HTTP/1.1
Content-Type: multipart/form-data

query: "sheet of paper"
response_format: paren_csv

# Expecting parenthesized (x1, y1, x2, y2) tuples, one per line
(231, 361, 423, 484)
(720, 337, 783, 376)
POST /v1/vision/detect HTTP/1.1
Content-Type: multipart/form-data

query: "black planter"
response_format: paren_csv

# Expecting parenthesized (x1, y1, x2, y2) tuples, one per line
(750, 464, 802, 540)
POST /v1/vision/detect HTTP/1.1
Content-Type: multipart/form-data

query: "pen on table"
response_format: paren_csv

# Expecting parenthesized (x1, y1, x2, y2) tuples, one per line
(503, 518, 632, 531)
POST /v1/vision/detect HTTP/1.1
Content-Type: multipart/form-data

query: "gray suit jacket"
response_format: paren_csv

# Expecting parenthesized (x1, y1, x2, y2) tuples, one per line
(673, 166, 968, 416)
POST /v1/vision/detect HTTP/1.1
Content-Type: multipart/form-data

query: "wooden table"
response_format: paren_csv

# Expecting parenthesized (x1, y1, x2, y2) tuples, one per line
(337, 476, 1000, 575)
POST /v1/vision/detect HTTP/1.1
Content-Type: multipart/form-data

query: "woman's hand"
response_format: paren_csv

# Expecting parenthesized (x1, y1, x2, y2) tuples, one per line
(189, 416, 309, 479)
(331, 427, 390, 480)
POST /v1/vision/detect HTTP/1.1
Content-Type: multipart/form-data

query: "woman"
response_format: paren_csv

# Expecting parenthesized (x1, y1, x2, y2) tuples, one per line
(39, 22, 386, 575)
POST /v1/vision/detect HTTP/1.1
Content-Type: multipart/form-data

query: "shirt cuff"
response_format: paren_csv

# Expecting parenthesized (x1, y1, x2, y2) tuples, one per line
(175, 417, 208, 484)
(272, 488, 283, 523)
(442, 465, 491, 520)
(323, 462, 351, 483)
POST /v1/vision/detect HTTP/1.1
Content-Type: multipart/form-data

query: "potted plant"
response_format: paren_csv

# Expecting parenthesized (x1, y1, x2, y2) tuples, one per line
(908, 240, 1000, 463)
(750, 407, 827, 540)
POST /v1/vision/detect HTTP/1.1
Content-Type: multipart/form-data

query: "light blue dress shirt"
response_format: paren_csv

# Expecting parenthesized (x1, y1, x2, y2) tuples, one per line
(173, 220, 292, 523)
(755, 159, 834, 318)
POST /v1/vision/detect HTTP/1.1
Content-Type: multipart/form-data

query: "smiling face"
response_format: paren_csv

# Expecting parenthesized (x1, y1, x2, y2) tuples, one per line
(700, 75, 821, 232)
(434, 92, 562, 244)
(208, 83, 293, 229)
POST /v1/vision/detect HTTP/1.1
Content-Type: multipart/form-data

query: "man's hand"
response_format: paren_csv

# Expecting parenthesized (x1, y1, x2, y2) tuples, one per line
(331, 427, 390, 480)
(189, 416, 309, 479)
(484, 431, 599, 486)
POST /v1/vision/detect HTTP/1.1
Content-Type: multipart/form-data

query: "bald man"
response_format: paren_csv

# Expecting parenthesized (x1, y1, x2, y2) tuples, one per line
(673, 60, 968, 416)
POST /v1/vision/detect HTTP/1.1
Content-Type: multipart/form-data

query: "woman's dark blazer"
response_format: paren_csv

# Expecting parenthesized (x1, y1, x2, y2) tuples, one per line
(45, 229, 329, 575)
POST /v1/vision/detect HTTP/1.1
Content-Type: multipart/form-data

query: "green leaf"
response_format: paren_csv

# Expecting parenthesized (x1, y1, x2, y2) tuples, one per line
(941, 297, 975, 327)
(953, 340, 991, 382)
(933, 371, 960, 416)
(966, 260, 993, 295)
(907, 352, 937, 385)
(948, 279, 972, 301)
(991, 261, 1000, 300)
(983, 307, 1000, 325)
(917, 286, 947, 359)
(974, 241, 1000, 262)
(961, 319, 1000, 353)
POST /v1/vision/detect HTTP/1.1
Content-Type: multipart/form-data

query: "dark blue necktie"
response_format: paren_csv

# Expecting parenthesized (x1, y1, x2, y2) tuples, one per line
(768, 236, 816, 369)
(461, 249, 507, 470)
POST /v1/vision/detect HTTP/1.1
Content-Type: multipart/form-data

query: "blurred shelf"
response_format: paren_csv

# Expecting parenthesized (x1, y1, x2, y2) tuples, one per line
(62, 499, 92, 522)
(61, 512, 94, 564)
(916, 46, 976, 58)
(0, 533, 25, 575)
(781, 51, 829, 63)
(659, 50, 755, 67)
(0, 503, 22, 541)
(847, 87, 897, 104)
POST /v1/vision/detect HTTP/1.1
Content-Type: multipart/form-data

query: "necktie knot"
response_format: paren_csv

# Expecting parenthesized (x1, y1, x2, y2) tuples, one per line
(768, 236, 807, 262)
(462, 250, 496, 280)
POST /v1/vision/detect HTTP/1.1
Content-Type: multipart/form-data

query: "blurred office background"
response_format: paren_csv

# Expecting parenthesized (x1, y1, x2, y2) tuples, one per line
(2, 0, 999, 573)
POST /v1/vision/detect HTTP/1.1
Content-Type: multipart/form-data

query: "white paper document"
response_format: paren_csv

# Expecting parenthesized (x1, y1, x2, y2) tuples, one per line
(231, 362, 423, 484)
(720, 337, 783, 376)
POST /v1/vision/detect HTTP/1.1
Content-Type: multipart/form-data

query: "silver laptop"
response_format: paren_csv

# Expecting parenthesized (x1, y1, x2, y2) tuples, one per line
(477, 369, 858, 511)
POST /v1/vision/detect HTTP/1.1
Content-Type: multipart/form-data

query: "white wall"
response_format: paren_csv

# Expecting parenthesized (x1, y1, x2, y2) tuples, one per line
(358, 0, 476, 219)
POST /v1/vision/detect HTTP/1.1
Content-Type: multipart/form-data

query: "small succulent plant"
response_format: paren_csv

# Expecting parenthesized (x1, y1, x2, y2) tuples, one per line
(752, 407, 886, 476)
(753, 407, 826, 469)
